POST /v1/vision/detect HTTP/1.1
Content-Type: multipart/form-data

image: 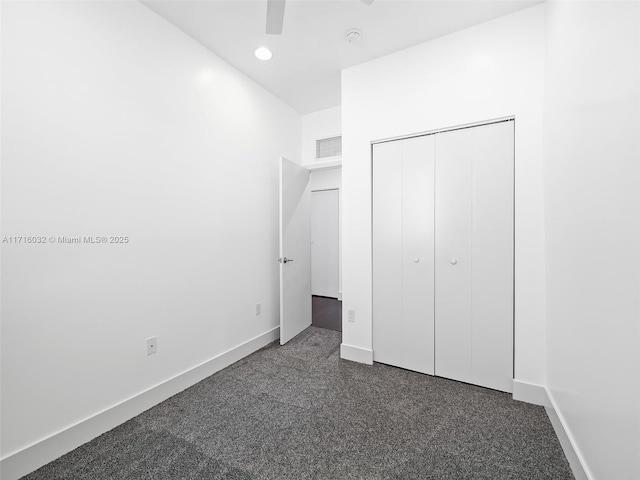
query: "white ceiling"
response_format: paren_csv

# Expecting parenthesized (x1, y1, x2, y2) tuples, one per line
(143, 0, 541, 114)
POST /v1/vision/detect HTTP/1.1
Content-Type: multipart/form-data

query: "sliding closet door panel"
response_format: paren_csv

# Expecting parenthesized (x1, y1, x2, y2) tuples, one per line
(373, 136, 435, 375)
(470, 122, 514, 392)
(373, 141, 403, 367)
(401, 136, 435, 374)
(434, 129, 474, 385)
(435, 121, 514, 392)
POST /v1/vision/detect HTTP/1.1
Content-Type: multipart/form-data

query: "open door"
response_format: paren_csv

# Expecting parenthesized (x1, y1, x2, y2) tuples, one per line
(279, 157, 312, 344)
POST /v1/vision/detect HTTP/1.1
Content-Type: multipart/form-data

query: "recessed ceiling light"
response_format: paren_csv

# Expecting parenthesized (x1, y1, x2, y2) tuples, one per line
(255, 47, 273, 61)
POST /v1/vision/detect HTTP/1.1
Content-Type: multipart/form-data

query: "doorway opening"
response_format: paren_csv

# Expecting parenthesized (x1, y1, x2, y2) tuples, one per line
(279, 158, 341, 344)
(311, 296, 342, 332)
(311, 187, 341, 332)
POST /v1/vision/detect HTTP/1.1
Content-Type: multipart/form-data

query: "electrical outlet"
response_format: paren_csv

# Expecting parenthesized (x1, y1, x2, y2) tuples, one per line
(256, 302, 262, 315)
(146, 336, 157, 355)
(348, 310, 355, 322)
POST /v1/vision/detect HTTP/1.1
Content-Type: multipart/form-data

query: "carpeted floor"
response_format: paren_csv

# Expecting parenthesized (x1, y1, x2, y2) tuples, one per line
(22, 326, 574, 480)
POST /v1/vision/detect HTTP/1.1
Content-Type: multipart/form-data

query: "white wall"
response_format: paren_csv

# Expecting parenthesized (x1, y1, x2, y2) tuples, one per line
(303, 106, 343, 299)
(301, 106, 342, 165)
(341, 5, 546, 384)
(0, 0, 299, 468)
(310, 189, 340, 298)
(543, 2, 640, 479)
(309, 168, 342, 299)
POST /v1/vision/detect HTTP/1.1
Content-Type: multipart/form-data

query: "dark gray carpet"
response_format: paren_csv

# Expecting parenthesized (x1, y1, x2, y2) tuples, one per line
(22, 327, 573, 480)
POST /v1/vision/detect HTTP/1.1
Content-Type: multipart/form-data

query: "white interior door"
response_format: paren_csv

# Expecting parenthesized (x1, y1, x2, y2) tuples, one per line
(372, 135, 436, 375)
(279, 157, 312, 345)
(434, 121, 514, 392)
(311, 189, 339, 298)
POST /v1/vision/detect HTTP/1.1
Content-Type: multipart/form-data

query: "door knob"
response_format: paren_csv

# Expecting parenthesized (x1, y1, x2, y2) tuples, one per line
(279, 257, 294, 264)
(450, 258, 458, 265)
(413, 257, 420, 263)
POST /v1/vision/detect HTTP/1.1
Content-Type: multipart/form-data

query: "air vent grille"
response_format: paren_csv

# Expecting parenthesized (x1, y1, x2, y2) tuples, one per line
(316, 136, 342, 159)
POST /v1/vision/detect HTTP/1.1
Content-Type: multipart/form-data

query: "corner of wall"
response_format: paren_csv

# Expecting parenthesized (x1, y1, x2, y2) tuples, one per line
(512, 379, 547, 406)
(511, 381, 591, 480)
(544, 388, 592, 480)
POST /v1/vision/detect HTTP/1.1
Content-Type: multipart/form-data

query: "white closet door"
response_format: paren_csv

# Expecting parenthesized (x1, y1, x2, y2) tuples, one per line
(435, 121, 514, 392)
(311, 189, 339, 298)
(373, 135, 435, 375)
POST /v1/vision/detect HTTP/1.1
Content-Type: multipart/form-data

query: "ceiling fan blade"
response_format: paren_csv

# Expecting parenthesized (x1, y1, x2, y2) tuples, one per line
(361, 0, 374, 5)
(266, 0, 286, 35)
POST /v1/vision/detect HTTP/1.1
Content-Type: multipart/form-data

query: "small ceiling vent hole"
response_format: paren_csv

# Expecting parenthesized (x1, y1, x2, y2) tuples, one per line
(345, 29, 362, 43)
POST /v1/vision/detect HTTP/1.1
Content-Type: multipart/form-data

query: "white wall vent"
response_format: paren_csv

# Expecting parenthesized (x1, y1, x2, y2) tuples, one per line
(316, 136, 342, 160)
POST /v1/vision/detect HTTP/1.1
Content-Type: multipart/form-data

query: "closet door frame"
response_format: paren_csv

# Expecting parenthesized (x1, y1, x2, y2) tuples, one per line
(370, 116, 515, 392)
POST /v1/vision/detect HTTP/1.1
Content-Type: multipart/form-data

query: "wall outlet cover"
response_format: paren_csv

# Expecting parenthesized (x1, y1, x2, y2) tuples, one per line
(147, 336, 157, 355)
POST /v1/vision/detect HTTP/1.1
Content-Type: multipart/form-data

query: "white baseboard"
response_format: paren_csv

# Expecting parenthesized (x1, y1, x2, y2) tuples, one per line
(340, 343, 373, 365)
(337, 291, 342, 301)
(0, 327, 280, 480)
(544, 388, 592, 480)
(512, 379, 548, 406)
(512, 380, 591, 480)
